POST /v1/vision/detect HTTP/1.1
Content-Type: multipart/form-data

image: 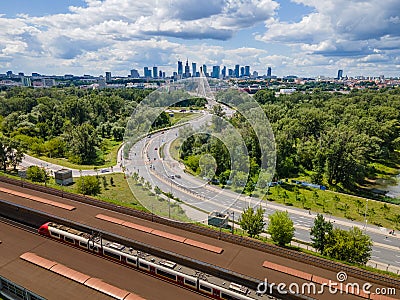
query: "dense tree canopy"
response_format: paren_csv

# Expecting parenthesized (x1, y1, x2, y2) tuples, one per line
(179, 87, 400, 191)
(0, 87, 151, 165)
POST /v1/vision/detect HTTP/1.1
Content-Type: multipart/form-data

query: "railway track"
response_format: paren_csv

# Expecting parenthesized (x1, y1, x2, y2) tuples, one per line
(0, 214, 37, 234)
(0, 200, 304, 300)
(1, 175, 400, 291)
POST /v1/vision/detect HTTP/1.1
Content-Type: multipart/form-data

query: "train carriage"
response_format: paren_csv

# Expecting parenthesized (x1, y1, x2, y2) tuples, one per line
(38, 222, 261, 300)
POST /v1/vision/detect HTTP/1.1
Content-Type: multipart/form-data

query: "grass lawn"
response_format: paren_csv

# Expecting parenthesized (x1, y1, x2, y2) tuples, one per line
(170, 137, 400, 229)
(170, 112, 200, 126)
(126, 177, 191, 222)
(264, 183, 400, 229)
(2, 171, 147, 212)
(61, 173, 146, 211)
(33, 139, 122, 170)
(169, 137, 182, 161)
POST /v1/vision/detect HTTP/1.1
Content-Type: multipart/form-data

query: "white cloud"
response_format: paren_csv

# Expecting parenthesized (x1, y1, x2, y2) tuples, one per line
(258, 0, 400, 59)
(0, 0, 398, 77)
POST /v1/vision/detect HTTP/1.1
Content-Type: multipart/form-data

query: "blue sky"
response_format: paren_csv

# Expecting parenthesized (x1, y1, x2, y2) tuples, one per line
(0, 0, 399, 77)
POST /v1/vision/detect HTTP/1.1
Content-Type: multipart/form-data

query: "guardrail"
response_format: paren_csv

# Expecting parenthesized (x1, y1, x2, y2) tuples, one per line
(1, 175, 399, 289)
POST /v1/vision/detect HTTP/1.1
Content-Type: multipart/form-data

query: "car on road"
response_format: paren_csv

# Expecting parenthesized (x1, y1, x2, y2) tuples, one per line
(174, 174, 181, 178)
(101, 169, 110, 173)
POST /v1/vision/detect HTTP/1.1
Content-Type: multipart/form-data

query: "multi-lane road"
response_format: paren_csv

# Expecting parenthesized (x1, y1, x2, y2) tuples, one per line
(124, 110, 400, 271)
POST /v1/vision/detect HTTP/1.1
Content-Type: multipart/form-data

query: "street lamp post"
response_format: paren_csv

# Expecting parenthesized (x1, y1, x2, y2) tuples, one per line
(364, 199, 369, 233)
(231, 211, 235, 234)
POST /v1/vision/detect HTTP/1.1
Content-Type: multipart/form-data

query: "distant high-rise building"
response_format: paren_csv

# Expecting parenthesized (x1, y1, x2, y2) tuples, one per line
(105, 72, 111, 83)
(240, 67, 245, 77)
(234, 65, 240, 78)
(228, 69, 233, 77)
(221, 66, 226, 78)
(6, 71, 12, 78)
(153, 66, 158, 78)
(144, 67, 151, 78)
(244, 66, 250, 77)
(159, 70, 163, 78)
(178, 60, 183, 75)
(202, 64, 208, 77)
(42, 78, 55, 87)
(337, 69, 343, 79)
(184, 60, 190, 78)
(192, 62, 197, 77)
(212, 66, 220, 79)
(130, 69, 140, 78)
(21, 76, 31, 87)
(267, 67, 272, 77)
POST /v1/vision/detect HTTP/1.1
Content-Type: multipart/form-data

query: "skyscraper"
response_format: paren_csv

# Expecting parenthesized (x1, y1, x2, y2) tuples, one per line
(221, 66, 226, 78)
(212, 66, 220, 78)
(192, 62, 197, 77)
(337, 70, 343, 79)
(144, 67, 151, 78)
(105, 71, 111, 83)
(153, 66, 158, 78)
(245, 66, 250, 77)
(202, 64, 207, 77)
(178, 60, 183, 75)
(234, 65, 240, 78)
(184, 60, 190, 78)
(240, 67, 245, 77)
(267, 67, 272, 77)
(130, 69, 139, 78)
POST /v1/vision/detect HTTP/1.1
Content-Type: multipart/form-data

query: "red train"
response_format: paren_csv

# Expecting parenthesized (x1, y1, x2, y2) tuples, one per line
(38, 222, 267, 300)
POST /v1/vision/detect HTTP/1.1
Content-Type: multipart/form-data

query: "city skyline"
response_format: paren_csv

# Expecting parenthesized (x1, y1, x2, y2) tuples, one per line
(0, 0, 399, 78)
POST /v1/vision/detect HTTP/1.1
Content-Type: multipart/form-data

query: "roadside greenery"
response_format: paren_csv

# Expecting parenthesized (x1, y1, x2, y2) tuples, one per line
(267, 211, 295, 246)
(0, 87, 151, 166)
(238, 206, 265, 238)
(26, 165, 47, 183)
(311, 214, 372, 265)
(75, 175, 101, 196)
(178, 87, 400, 198)
(310, 214, 332, 254)
(324, 227, 373, 265)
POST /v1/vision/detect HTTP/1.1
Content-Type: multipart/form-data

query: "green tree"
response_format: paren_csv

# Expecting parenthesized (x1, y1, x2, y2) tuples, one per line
(0, 136, 10, 171)
(254, 90, 275, 104)
(68, 123, 100, 164)
(238, 206, 265, 238)
(324, 227, 372, 265)
(267, 211, 294, 246)
(154, 186, 162, 195)
(76, 176, 101, 196)
(132, 172, 139, 182)
(101, 176, 108, 189)
(310, 214, 333, 253)
(26, 166, 46, 183)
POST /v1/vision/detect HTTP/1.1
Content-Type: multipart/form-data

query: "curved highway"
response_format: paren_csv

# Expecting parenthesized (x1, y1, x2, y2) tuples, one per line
(124, 108, 400, 272)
